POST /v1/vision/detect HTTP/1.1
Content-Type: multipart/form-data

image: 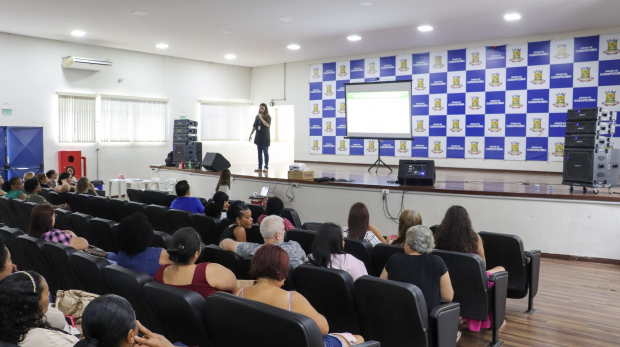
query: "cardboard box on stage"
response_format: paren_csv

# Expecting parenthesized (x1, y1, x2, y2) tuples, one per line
(288, 170, 314, 181)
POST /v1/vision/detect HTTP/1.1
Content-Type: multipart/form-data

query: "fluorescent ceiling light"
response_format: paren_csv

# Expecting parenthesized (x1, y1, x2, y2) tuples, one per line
(417, 25, 433, 32)
(156, 43, 169, 49)
(287, 44, 301, 50)
(131, 11, 148, 16)
(71, 30, 86, 37)
(358, 1, 374, 6)
(225, 54, 236, 60)
(347, 35, 362, 41)
(280, 17, 295, 22)
(504, 13, 521, 21)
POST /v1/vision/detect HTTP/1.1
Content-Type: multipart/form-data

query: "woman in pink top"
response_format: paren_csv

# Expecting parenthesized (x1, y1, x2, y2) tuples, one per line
(256, 197, 295, 231)
(307, 222, 368, 281)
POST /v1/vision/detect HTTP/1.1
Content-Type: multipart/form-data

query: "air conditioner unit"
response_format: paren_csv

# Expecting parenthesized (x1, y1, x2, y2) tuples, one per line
(61, 56, 112, 71)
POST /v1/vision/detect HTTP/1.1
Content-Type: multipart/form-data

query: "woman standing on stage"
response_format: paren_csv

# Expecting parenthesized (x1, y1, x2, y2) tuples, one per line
(249, 103, 271, 173)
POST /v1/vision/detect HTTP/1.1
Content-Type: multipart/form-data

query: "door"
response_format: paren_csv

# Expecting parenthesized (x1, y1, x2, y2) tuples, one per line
(7, 127, 44, 179)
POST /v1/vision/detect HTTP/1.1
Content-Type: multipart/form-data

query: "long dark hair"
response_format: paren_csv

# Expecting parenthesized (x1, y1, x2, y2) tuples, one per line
(57, 172, 70, 185)
(0, 271, 51, 344)
(1, 177, 21, 192)
(116, 213, 154, 256)
(259, 103, 271, 123)
(167, 228, 201, 264)
(0, 239, 8, 275)
(205, 191, 229, 218)
(75, 295, 136, 347)
(265, 196, 284, 216)
(347, 202, 369, 240)
(435, 205, 479, 254)
(28, 204, 55, 238)
(309, 222, 346, 268)
(216, 169, 231, 192)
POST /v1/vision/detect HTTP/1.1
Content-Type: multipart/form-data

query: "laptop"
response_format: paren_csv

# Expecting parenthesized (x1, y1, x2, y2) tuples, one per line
(254, 186, 270, 199)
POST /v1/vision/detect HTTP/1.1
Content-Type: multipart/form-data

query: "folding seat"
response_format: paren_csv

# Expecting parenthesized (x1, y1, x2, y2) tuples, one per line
(0, 196, 17, 227)
(143, 282, 209, 347)
(71, 252, 110, 295)
(247, 204, 266, 222)
(302, 222, 322, 231)
(429, 225, 439, 234)
(152, 230, 172, 249)
(11, 199, 27, 231)
(286, 229, 316, 255)
(126, 201, 147, 216)
(0, 227, 28, 270)
(16, 235, 60, 293)
(42, 190, 66, 206)
(90, 196, 112, 220)
(146, 205, 171, 234)
(204, 292, 380, 347)
(19, 202, 37, 232)
(54, 209, 74, 231)
(344, 238, 377, 276)
(241, 256, 294, 288)
(164, 194, 177, 207)
(245, 224, 264, 244)
(108, 199, 128, 222)
(126, 188, 143, 203)
(433, 250, 508, 347)
(102, 265, 166, 335)
(293, 264, 360, 334)
(69, 213, 95, 241)
(142, 189, 169, 206)
(73, 194, 96, 216)
(191, 214, 222, 246)
(166, 209, 194, 234)
(479, 231, 541, 314)
(59, 192, 77, 208)
(355, 276, 460, 347)
(219, 218, 233, 233)
(282, 208, 303, 228)
(201, 245, 244, 278)
(370, 243, 404, 275)
(89, 218, 118, 252)
(43, 242, 86, 291)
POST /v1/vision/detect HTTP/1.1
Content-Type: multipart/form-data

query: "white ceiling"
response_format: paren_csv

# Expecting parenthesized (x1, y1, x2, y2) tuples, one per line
(0, 0, 618, 67)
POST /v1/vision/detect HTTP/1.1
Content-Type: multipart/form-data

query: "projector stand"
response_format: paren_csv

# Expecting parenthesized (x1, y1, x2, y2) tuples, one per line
(368, 141, 393, 173)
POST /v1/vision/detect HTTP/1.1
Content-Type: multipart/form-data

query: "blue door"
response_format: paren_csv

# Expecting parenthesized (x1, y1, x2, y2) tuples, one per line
(7, 127, 44, 179)
(0, 127, 6, 181)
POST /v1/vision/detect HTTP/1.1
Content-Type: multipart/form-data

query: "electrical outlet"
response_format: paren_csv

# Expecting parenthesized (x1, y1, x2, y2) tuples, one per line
(382, 189, 389, 194)
(293, 183, 299, 188)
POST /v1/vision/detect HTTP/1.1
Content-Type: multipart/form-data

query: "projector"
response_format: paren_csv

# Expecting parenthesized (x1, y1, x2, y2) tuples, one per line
(289, 163, 307, 171)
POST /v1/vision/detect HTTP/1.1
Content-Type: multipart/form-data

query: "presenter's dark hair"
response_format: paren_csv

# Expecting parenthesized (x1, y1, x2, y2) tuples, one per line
(1, 177, 21, 192)
(58, 172, 70, 185)
(347, 202, 370, 240)
(435, 205, 479, 254)
(116, 213, 154, 256)
(265, 196, 284, 216)
(309, 222, 346, 268)
(167, 228, 201, 264)
(75, 294, 136, 347)
(259, 103, 271, 122)
(175, 180, 190, 197)
(205, 191, 229, 218)
(24, 178, 40, 194)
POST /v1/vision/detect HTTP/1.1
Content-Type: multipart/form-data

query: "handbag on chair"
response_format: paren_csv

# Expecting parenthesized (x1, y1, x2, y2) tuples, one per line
(55, 290, 99, 331)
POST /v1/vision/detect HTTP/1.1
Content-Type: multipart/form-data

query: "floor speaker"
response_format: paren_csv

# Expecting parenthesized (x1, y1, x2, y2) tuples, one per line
(562, 148, 620, 186)
(202, 152, 231, 172)
(173, 142, 202, 163)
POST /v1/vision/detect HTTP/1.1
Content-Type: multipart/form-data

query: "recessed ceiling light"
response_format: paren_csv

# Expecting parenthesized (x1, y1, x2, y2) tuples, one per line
(280, 17, 295, 22)
(131, 11, 148, 16)
(358, 1, 374, 6)
(220, 30, 232, 34)
(225, 54, 236, 60)
(504, 13, 521, 21)
(287, 44, 301, 50)
(347, 35, 362, 41)
(156, 43, 169, 49)
(71, 30, 86, 37)
(417, 25, 433, 32)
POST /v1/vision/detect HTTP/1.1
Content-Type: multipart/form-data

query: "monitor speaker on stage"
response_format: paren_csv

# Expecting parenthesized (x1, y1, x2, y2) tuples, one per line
(173, 142, 202, 163)
(397, 160, 436, 186)
(202, 152, 231, 172)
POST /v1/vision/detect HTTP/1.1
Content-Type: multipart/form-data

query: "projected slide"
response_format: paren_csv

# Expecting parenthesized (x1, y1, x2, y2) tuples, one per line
(346, 81, 412, 139)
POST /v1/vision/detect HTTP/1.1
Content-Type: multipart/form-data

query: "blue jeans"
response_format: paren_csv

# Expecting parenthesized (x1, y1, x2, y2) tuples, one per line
(257, 144, 269, 169)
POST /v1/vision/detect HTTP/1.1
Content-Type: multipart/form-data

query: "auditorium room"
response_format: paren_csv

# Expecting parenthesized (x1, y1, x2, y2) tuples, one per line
(1, 1, 620, 346)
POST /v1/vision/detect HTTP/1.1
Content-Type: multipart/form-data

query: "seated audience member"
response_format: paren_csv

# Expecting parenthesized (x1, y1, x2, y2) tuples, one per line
(46, 170, 58, 189)
(75, 176, 98, 196)
(117, 214, 171, 277)
(390, 210, 423, 246)
(65, 166, 78, 185)
(0, 271, 79, 347)
(380, 225, 453, 312)
(342, 202, 386, 247)
(307, 222, 367, 281)
(237, 245, 363, 346)
(219, 201, 253, 242)
(257, 197, 295, 231)
(24, 179, 69, 210)
(0, 176, 6, 196)
(170, 180, 205, 214)
(2, 177, 26, 199)
(204, 191, 229, 219)
(220, 215, 306, 268)
(23, 171, 35, 182)
(36, 173, 49, 188)
(28, 204, 89, 251)
(216, 168, 232, 194)
(76, 294, 176, 347)
(154, 227, 236, 299)
(54, 172, 72, 194)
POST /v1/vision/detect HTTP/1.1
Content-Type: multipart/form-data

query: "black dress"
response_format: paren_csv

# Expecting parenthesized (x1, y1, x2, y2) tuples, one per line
(253, 116, 271, 147)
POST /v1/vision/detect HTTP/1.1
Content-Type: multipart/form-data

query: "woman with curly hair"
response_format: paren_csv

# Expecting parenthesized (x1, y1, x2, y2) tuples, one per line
(0, 271, 78, 347)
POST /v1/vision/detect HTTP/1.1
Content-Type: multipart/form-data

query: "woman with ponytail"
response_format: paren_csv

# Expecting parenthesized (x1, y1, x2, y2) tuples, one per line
(154, 227, 236, 299)
(204, 191, 229, 219)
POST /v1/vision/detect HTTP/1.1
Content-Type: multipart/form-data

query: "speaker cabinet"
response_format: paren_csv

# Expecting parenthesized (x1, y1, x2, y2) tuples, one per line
(562, 148, 620, 186)
(173, 127, 197, 135)
(567, 107, 613, 122)
(173, 119, 198, 127)
(397, 160, 436, 186)
(173, 134, 198, 144)
(173, 142, 202, 163)
(565, 121, 613, 135)
(201, 152, 231, 172)
(564, 134, 611, 148)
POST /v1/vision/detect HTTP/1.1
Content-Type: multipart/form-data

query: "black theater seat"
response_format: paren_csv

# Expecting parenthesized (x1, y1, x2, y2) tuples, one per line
(71, 252, 110, 295)
(44, 191, 66, 206)
(191, 214, 222, 246)
(355, 276, 460, 347)
(74, 194, 96, 216)
(166, 209, 194, 233)
(0, 197, 17, 227)
(54, 209, 74, 231)
(108, 199, 128, 222)
(126, 188, 143, 202)
(91, 196, 112, 220)
(69, 212, 95, 241)
(152, 230, 172, 248)
(286, 229, 316, 255)
(245, 224, 264, 244)
(282, 208, 303, 228)
(89, 218, 118, 252)
(142, 189, 169, 206)
(201, 245, 244, 279)
(43, 242, 86, 291)
(10, 199, 27, 231)
(247, 204, 266, 221)
(20, 202, 37, 229)
(302, 222, 323, 231)
(344, 238, 377, 276)
(370, 243, 404, 274)
(16, 235, 59, 292)
(126, 201, 148, 216)
(0, 227, 28, 270)
(59, 192, 77, 209)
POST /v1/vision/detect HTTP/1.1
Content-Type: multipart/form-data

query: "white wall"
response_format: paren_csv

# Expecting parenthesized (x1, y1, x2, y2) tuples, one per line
(251, 25, 620, 173)
(0, 32, 254, 183)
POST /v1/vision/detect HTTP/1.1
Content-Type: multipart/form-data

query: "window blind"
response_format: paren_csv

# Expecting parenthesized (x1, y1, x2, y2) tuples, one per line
(58, 95, 96, 143)
(100, 98, 167, 142)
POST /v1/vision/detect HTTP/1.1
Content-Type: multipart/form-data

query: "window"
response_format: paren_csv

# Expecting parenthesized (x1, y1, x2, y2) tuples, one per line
(200, 102, 253, 140)
(272, 105, 294, 142)
(58, 95, 96, 143)
(100, 97, 167, 142)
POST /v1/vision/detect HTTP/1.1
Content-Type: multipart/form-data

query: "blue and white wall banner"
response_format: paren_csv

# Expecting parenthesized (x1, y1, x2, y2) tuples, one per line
(308, 33, 620, 162)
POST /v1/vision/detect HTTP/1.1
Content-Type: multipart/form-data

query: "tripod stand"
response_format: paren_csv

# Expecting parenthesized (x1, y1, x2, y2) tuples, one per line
(368, 140, 393, 173)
